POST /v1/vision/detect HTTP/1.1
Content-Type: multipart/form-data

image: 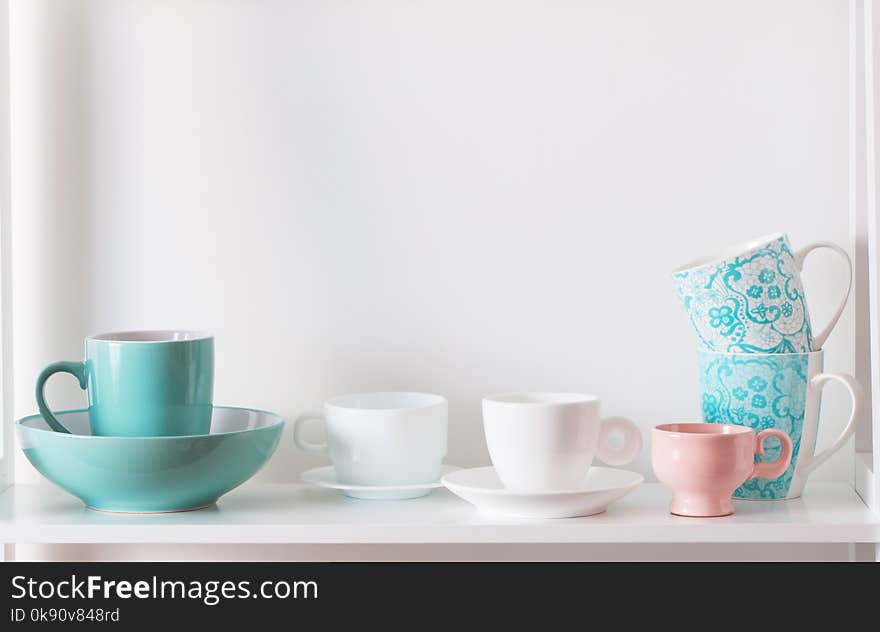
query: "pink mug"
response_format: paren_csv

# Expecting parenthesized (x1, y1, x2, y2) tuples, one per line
(652, 423, 793, 517)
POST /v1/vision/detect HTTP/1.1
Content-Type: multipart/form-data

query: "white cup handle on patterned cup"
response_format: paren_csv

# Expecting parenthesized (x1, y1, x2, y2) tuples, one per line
(797, 373, 863, 476)
(292, 411, 329, 456)
(597, 416, 643, 466)
(793, 242, 852, 350)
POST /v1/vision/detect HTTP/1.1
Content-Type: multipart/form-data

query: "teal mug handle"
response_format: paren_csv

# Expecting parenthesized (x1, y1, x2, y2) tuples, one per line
(35, 361, 87, 434)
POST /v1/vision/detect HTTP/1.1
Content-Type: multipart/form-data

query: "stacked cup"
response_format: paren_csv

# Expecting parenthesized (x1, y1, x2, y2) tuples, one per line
(671, 233, 863, 501)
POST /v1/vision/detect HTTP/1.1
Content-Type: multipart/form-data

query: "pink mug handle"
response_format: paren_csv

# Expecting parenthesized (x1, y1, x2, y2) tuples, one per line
(749, 428, 793, 480)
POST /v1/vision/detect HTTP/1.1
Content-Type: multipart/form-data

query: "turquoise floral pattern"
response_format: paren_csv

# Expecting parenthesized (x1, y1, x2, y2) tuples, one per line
(702, 393, 719, 419)
(748, 376, 767, 391)
(699, 352, 810, 499)
(708, 306, 735, 330)
(673, 235, 814, 353)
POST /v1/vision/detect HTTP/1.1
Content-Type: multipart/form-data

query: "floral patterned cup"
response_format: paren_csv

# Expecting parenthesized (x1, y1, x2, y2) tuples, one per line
(673, 233, 851, 353)
(699, 350, 863, 499)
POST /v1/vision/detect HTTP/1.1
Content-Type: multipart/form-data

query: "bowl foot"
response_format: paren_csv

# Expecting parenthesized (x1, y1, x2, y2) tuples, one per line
(85, 502, 217, 514)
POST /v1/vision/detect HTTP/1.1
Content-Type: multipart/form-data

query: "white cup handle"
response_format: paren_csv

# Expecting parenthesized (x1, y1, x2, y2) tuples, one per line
(794, 241, 852, 350)
(292, 410, 329, 456)
(797, 373, 863, 476)
(597, 416, 643, 466)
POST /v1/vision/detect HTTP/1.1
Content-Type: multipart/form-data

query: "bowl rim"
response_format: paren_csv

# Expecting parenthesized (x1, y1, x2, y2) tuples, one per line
(16, 405, 285, 440)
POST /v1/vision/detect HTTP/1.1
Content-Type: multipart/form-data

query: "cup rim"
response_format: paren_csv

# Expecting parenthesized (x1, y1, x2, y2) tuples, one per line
(325, 391, 447, 412)
(698, 349, 822, 359)
(482, 392, 599, 406)
(87, 330, 213, 343)
(672, 232, 787, 275)
(653, 422, 753, 438)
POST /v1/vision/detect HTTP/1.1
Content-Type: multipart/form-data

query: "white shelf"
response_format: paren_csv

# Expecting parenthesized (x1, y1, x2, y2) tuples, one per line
(0, 482, 878, 545)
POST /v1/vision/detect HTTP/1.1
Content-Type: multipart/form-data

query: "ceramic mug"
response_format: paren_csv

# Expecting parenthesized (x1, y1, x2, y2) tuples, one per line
(35, 330, 214, 437)
(293, 392, 448, 486)
(672, 233, 851, 353)
(652, 423, 793, 517)
(482, 392, 642, 491)
(699, 350, 862, 500)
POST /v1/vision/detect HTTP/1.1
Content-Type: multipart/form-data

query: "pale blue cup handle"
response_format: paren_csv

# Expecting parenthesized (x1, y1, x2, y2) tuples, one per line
(292, 410, 329, 455)
(35, 361, 87, 434)
(794, 241, 852, 349)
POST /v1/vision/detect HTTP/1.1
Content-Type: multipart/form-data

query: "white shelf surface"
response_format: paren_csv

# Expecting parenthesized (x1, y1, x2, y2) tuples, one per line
(0, 482, 878, 545)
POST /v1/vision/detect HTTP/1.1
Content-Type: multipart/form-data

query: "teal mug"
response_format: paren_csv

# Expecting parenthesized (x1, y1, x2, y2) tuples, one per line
(36, 330, 214, 436)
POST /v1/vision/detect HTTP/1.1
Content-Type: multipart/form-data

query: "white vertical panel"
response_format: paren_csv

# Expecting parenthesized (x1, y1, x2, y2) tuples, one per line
(862, 0, 880, 509)
(10, 0, 94, 480)
(0, 0, 11, 493)
(852, 0, 879, 511)
(853, 0, 872, 456)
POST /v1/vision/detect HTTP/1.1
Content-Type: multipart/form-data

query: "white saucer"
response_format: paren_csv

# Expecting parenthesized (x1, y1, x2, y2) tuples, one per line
(442, 466, 643, 518)
(301, 465, 460, 500)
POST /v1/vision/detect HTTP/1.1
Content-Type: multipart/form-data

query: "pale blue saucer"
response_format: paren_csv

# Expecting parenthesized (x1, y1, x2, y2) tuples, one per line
(17, 406, 284, 513)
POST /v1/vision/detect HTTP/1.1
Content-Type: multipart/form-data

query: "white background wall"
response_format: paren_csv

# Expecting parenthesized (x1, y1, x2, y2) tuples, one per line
(8, 0, 857, 560)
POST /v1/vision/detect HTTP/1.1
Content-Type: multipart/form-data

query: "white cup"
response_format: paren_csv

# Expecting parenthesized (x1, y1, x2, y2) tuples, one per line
(482, 393, 642, 491)
(293, 392, 448, 486)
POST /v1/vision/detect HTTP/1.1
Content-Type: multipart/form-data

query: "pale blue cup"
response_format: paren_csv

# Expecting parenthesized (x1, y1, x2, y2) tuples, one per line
(673, 233, 851, 353)
(35, 330, 214, 436)
(699, 350, 861, 499)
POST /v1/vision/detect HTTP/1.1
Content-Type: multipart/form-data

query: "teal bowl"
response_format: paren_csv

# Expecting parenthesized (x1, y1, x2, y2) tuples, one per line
(17, 406, 284, 513)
